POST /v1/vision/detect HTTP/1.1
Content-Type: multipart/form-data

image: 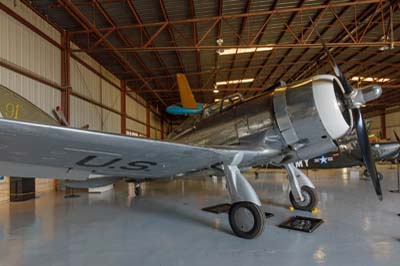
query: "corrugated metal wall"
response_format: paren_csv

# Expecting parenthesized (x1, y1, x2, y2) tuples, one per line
(0, 0, 61, 115)
(368, 116, 381, 137)
(70, 96, 102, 130)
(150, 112, 161, 139)
(369, 109, 400, 141)
(385, 110, 400, 140)
(69, 52, 123, 133)
(0, 1, 164, 202)
(0, 1, 62, 198)
(0, 177, 10, 203)
(126, 95, 147, 136)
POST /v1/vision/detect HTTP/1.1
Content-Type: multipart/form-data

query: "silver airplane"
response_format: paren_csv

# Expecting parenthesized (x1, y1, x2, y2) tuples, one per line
(0, 65, 383, 238)
(0, 19, 385, 238)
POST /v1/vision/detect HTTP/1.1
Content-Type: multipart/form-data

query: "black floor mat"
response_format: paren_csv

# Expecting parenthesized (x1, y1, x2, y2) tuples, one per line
(278, 216, 323, 233)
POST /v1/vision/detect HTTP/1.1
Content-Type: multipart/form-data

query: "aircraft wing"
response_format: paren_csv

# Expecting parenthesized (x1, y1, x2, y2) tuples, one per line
(0, 119, 279, 180)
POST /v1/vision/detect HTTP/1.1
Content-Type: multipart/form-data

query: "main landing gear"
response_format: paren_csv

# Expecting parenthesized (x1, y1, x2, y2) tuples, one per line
(289, 186, 318, 211)
(126, 180, 143, 197)
(134, 182, 142, 196)
(222, 157, 266, 239)
(285, 163, 318, 211)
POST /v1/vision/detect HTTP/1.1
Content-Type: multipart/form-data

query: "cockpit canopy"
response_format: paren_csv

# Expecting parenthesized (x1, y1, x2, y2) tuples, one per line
(203, 93, 243, 118)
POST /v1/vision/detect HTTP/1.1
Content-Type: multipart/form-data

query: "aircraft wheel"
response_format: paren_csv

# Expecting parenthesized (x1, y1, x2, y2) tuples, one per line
(229, 201, 265, 239)
(289, 186, 318, 211)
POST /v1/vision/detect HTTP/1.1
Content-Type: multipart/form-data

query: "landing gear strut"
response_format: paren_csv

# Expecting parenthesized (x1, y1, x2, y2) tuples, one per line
(135, 182, 142, 196)
(222, 156, 266, 239)
(285, 163, 319, 211)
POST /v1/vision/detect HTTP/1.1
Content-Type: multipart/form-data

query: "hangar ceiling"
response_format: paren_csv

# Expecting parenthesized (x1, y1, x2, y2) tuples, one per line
(25, 0, 400, 116)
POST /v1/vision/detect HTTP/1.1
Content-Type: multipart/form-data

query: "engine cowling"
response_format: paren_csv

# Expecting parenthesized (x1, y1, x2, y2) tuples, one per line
(273, 74, 352, 162)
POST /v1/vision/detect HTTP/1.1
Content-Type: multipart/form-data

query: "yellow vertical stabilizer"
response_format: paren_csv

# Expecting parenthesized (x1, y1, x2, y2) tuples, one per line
(176, 73, 197, 108)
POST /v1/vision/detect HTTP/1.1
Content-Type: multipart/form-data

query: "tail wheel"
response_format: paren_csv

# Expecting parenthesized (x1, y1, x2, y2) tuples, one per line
(289, 186, 318, 211)
(229, 201, 266, 239)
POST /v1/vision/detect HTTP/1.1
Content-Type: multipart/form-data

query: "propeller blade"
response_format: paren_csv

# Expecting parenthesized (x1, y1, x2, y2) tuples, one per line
(394, 130, 400, 142)
(354, 109, 383, 200)
(309, 17, 353, 94)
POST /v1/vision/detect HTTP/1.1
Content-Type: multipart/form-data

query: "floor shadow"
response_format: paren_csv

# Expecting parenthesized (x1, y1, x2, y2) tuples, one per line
(261, 198, 291, 209)
(129, 197, 233, 236)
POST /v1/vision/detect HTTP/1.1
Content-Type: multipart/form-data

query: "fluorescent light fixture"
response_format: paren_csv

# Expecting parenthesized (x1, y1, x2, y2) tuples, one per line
(232, 96, 240, 101)
(213, 89, 219, 93)
(218, 47, 273, 56)
(351, 76, 391, 83)
(214, 99, 220, 102)
(215, 78, 254, 86)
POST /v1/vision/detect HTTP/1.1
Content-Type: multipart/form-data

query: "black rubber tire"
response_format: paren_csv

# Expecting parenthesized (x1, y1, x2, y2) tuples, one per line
(229, 201, 266, 239)
(289, 186, 318, 211)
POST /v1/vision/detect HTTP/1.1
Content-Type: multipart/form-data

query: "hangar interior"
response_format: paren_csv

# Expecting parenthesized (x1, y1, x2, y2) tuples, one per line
(0, 0, 400, 265)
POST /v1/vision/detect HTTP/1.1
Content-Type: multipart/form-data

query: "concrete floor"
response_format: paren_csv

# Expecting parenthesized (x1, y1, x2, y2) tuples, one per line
(0, 166, 400, 266)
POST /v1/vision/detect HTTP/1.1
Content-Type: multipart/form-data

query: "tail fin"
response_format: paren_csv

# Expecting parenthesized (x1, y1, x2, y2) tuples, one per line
(176, 73, 197, 108)
(0, 84, 58, 125)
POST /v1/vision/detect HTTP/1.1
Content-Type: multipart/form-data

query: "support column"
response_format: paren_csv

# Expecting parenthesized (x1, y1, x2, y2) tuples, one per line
(380, 111, 386, 139)
(161, 114, 164, 140)
(58, 30, 71, 192)
(61, 30, 71, 123)
(146, 103, 151, 138)
(121, 81, 126, 134)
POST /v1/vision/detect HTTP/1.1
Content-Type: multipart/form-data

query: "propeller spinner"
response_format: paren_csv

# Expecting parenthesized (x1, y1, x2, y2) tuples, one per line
(310, 18, 383, 200)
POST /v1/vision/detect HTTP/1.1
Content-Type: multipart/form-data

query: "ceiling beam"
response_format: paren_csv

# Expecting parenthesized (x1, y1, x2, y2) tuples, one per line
(69, 0, 384, 34)
(57, 0, 167, 106)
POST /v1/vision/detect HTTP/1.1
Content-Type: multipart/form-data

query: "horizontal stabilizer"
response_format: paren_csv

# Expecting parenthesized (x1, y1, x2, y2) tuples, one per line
(166, 103, 203, 115)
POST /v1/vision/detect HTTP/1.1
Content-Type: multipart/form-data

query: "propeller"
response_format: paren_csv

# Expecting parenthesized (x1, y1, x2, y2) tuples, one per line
(310, 18, 383, 200)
